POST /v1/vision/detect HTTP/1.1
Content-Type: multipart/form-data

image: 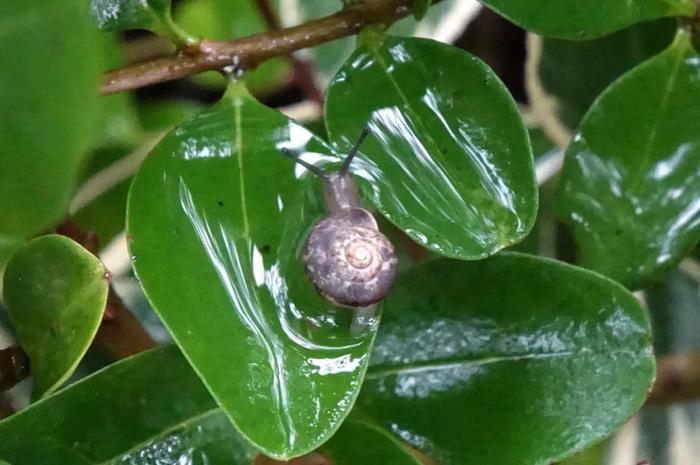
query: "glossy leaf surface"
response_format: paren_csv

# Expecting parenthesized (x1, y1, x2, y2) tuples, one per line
(0, 0, 99, 243)
(325, 35, 537, 260)
(555, 31, 700, 288)
(481, 0, 693, 39)
(2, 235, 109, 399)
(323, 419, 421, 465)
(128, 84, 377, 459)
(535, 19, 675, 129)
(0, 346, 257, 465)
(359, 254, 654, 465)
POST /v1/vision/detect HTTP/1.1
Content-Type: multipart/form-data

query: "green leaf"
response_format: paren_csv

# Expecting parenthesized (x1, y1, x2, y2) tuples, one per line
(325, 34, 537, 260)
(128, 83, 377, 459)
(89, 0, 194, 44)
(0, 442, 94, 465)
(555, 30, 700, 288)
(481, 0, 694, 39)
(0, 0, 100, 244)
(2, 235, 109, 399)
(323, 419, 422, 465)
(534, 19, 676, 130)
(174, 0, 291, 94)
(358, 253, 654, 465)
(0, 346, 257, 464)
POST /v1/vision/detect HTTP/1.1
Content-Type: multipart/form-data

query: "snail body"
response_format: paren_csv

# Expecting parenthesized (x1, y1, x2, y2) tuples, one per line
(281, 129, 398, 308)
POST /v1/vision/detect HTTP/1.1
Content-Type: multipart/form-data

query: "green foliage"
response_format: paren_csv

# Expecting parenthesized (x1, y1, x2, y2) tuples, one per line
(326, 34, 537, 259)
(555, 30, 700, 288)
(0, 347, 255, 465)
(359, 254, 654, 465)
(0, 0, 100, 249)
(3, 0, 700, 463)
(2, 235, 109, 398)
(481, 0, 694, 39)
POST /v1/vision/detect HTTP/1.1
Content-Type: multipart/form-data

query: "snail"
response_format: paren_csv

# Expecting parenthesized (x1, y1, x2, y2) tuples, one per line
(280, 128, 398, 309)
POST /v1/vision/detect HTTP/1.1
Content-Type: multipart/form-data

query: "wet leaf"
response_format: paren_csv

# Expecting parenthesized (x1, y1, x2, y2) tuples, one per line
(481, 0, 694, 39)
(534, 19, 676, 130)
(325, 34, 537, 260)
(128, 83, 378, 459)
(0, 346, 257, 464)
(555, 30, 700, 288)
(0, 0, 99, 245)
(322, 419, 422, 465)
(358, 253, 654, 465)
(2, 235, 109, 399)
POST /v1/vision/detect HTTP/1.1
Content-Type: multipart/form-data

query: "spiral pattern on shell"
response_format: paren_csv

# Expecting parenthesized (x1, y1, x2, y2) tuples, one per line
(303, 208, 398, 307)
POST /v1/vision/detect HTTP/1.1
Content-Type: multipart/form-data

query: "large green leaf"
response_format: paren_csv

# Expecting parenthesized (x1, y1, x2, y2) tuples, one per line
(555, 30, 700, 288)
(358, 253, 654, 465)
(0, 346, 257, 465)
(325, 34, 537, 260)
(128, 82, 377, 459)
(0, 0, 100, 244)
(322, 419, 422, 465)
(481, 0, 694, 39)
(2, 235, 109, 399)
(534, 19, 676, 130)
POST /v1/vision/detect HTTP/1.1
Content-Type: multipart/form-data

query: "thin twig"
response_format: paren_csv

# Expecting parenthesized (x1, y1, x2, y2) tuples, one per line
(101, 0, 415, 95)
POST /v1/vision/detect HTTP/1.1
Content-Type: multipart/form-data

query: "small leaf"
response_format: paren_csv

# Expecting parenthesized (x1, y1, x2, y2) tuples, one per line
(412, 0, 431, 20)
(322, 419, 422, 465)
(89, 0, 194, 44)
(481, 0, 694, 39)
(533, 19, 676, 130)
(0, 0, 100, 245)
(0, 346, 257, 464)
(555, 30, 700, 288)
(358, 254, 654, 465)
(128, 83, 377, 459)
(2, 235, 109, 399)
(325, 34, 537, 260)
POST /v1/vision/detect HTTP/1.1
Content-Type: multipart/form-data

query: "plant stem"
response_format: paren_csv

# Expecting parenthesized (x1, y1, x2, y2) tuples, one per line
(101, 0, 415, 95)
(646, 350, 700, 406)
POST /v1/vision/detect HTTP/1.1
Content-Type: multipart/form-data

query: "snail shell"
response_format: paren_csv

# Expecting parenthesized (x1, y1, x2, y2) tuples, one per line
(303, 208, 398, 307)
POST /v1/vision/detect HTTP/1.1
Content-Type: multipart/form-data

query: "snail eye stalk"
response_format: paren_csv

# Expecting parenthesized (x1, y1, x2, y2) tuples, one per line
(279, 148, 328, 179)
(339, 126, 371, 176)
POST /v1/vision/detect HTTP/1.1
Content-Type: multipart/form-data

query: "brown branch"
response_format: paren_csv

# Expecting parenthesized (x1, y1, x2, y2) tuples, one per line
(646, 350, 700, 406)
(101, 0, 413, 95)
